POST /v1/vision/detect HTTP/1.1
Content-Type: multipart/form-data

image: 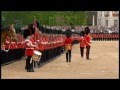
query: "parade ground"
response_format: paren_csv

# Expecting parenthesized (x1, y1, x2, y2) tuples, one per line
(1, 41, 119, 79)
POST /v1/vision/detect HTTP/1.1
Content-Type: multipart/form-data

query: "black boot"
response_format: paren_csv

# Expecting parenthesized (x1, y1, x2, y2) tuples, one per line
(69, 58, 71, 62)
(30, 69, 34, 72)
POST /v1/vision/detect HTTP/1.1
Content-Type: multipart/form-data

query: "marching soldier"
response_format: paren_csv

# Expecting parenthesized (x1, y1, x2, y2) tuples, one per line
(64, 34, 73, 62)
(84, 27, 92, 60)
(79, 31, 86, 58)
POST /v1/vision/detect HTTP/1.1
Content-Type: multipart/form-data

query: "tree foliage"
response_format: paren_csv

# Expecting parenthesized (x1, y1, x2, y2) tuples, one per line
(1, 11, 87, 27)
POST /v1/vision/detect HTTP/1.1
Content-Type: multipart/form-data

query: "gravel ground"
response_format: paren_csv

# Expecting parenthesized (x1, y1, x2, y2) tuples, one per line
(1, 41, 119, 79)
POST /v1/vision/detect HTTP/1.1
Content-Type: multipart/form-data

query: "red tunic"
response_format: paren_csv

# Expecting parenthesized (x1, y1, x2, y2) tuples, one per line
(25, 39, 34, 56)
(64, 37, 72, 45)
(64, 37, 73, 49)
(38, 35, 43, 51)
(4, 45, 9, 50)
(79, 36, 86, 47)
(85, 35, 92, 47)
(10, 42, 17, 49)
(41, 36, 46, 51)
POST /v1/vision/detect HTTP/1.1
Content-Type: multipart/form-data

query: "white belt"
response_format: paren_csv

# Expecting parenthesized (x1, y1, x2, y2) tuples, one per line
(26, 48, 34, 49)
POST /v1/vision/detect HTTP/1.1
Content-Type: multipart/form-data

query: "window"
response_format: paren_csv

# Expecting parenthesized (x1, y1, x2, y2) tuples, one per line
(101, 13, 102, 17)
(106, 20, 108, 26)
(104, 11, 110, 17)
(106, 11, 109, 14)
(112, 11, 119, 16)
(114, 20, 118, 26)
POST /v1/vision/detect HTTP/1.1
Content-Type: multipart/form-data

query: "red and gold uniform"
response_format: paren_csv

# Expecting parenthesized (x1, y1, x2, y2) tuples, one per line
(64, 36, 73, 62)
(80, 36, 86, 48)
(25, 37, 35, 56)
(85, 34, 92, 59)
(85, 34, 92, 47)
(24, 36, 38, 72)
(79, 35, 86, 58)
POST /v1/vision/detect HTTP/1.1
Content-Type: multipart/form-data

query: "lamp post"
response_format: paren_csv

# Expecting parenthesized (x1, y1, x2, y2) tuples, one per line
(92, 15, 95, 26)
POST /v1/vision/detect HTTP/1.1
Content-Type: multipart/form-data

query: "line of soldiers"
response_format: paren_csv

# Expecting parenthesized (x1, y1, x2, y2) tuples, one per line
(1, 25, 80, 66)
(23, 26, 81, 71)
(1, 24, 119, 66)
(91, 33, 119, 41)
(24, 27, 80, 66)
(1, 34, 25, 64)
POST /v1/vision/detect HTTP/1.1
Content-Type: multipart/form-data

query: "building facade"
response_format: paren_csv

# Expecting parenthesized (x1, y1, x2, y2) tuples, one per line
(97, 11, 119, 26)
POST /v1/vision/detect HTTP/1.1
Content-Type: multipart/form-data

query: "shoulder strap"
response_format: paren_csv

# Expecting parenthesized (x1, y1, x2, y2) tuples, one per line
(25, 39, 32, 45)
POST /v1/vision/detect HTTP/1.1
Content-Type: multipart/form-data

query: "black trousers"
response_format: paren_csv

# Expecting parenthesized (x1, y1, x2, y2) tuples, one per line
(86, 46, 90, 59)
(66, 50, 71, 62)
(25, 56, 34, 71)
(80, 47, 84, 57)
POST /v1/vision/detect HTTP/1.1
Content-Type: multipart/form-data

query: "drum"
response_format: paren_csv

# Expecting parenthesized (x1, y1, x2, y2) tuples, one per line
(32, 50, 42, 61)
(65, 44, 71, 50)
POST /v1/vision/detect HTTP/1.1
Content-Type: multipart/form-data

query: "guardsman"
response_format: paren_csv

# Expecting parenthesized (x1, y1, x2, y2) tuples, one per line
(41, 33, 47, 62)
(24, 28, 37, 72)
(3, 36, 11, 52)
(94, 33, 97, 41)
(79, 31, 86, 58)
(84, 27, 92, 60)
(96, 33, 98, 41)
(30, 35, 39, 70)
(37, 32, 44, 63)
(33, 17, 39, 31)
(104, 33, 107, 41)
(115, 33, 118, 41)
(64, 33, 73, 62)
(101, 33, 103, 41)
(55, 34, 58, 56)
(107, 33, 109, 41)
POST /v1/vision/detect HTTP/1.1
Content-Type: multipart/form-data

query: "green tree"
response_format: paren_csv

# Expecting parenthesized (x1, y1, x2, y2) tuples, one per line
(1, 11, 87, 27)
